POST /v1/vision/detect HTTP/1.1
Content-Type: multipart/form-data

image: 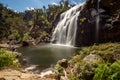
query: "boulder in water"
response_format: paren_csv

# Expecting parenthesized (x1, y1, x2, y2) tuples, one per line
(57, 59, 68, 68)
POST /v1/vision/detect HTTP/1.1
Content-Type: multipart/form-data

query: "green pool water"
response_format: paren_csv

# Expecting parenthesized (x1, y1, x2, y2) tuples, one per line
(18, 43, 78, 68)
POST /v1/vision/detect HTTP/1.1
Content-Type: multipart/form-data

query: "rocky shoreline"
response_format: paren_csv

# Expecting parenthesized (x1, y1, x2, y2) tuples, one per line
(0, 42, 120, 80)
(0, 69, 55, 80)
(0, 46, 56, 80)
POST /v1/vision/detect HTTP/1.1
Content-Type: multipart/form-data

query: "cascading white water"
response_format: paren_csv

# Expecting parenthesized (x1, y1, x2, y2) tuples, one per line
(51, 2, 85, 46)
(95, 0, 101, 42)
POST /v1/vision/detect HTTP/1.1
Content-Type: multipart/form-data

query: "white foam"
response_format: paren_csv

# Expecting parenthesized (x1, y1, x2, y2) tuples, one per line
(39, 70, 53, 77)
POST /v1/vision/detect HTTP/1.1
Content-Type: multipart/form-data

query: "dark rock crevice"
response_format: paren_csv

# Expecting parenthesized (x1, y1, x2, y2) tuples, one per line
(75, 0, 120, 47)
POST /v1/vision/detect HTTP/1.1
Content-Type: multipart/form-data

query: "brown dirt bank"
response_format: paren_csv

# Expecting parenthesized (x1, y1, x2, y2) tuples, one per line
(0, 69, 55, 80)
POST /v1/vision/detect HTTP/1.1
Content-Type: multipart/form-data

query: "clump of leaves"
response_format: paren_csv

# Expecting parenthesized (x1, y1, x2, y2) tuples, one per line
(0, 48, 20, 69)
(54, 64, 64, 79)
(93, 61, 120, 80)
(69, 55, 82, 64)
(8, 29, 20, 40)
(22, 32, 32, 41)
(80, 17, 87, 25)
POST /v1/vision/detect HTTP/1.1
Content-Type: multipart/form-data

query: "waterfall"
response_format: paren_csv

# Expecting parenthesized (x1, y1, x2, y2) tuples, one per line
(95, 0, 100, 42)
(51, 2, 85, 46)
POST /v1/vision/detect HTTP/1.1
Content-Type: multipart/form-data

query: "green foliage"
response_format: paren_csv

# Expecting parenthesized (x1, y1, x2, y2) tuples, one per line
(93, 61, 120, 80)
(69, 55, 82, 64)
(0, 48, 20, 69)
(68, 62, 95, 80)
(75, 43, 120, 80)
(8, 29, 20, 40)
(22, 32, 31, 41)
(0, 0, 71, 43)
(54, 64, 64, 75)
(93, 62, 109, 80)
(78, 43, 120, 59)
(68, 74, 81, 80)
(109, 61, 120, 80)
(54, 64, 64, 79)
(80, 17, 87, 25)
(66, 43, 120, 80)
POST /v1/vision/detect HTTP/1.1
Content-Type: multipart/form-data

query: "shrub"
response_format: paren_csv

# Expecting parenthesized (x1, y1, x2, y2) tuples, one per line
(0, 48, 20, 69)
(22, 32, 31, 41)
(93, 61, 120, 80)
(54, 64, 64, 80)
(8, 29, 20, 40)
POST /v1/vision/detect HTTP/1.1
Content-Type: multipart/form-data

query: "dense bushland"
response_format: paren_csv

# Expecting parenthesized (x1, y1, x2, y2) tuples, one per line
(0, 0, 71, 44)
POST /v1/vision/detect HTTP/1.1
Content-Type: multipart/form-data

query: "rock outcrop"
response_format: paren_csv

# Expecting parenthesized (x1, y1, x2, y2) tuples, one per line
(76, 0, 120, 46)
(52, 0, 120, 47)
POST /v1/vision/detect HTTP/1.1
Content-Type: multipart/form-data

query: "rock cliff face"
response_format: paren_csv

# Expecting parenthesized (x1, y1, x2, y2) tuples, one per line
(53, 0, 120, 47)
(76, 0, 120, 46)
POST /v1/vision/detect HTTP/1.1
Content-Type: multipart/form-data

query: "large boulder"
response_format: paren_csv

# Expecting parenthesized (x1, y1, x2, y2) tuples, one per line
(76, 0, 120, 46)
(57, 59, 68, 68)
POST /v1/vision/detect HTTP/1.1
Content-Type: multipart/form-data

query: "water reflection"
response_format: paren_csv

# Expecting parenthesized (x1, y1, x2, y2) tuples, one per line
(18, 43, 78, 68)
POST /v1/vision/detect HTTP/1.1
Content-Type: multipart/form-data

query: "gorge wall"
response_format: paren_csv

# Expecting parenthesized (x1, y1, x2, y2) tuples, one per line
(76, 0, 120, 46)
(52, 0, 120, 47)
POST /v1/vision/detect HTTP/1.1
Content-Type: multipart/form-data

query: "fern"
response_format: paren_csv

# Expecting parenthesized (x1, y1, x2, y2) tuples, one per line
(93, 61, 120, 80)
